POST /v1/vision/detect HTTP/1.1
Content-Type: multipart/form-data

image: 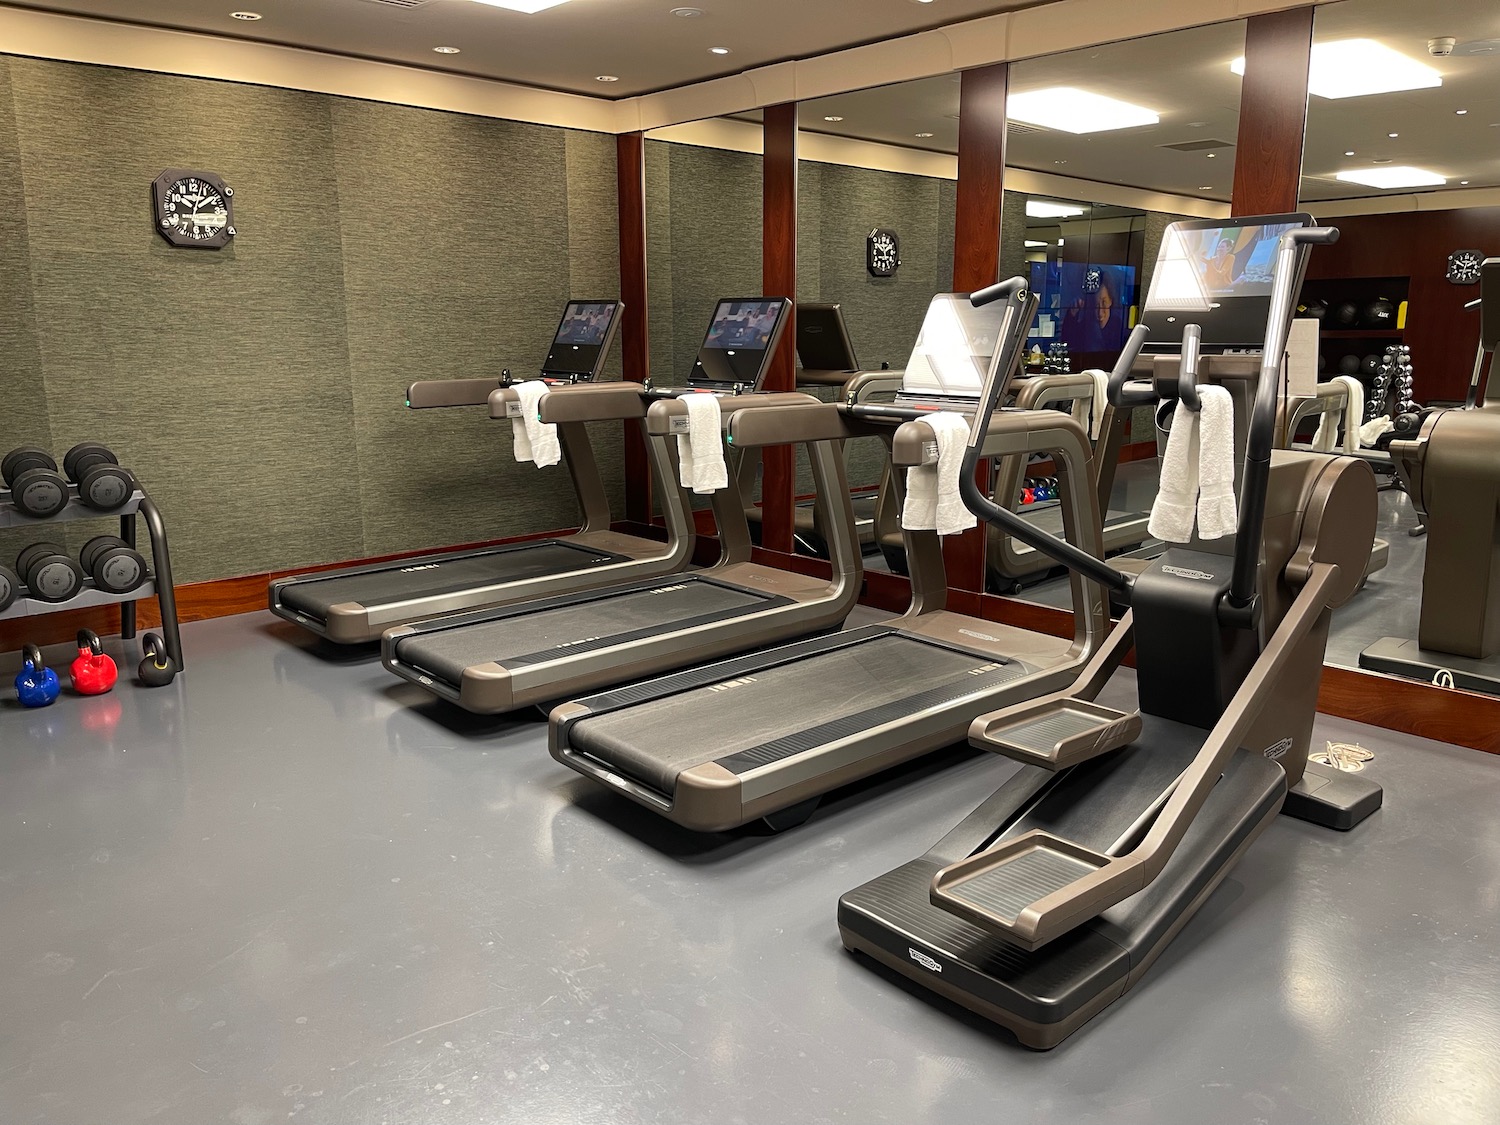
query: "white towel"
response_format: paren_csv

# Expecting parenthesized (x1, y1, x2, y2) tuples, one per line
(510, 380, 561, 468)
(1071, 369, 1112, 441)
(1311, 376, 1364, 454)
(1195, 386, 1237, 540)
(901, 412, 976, 536)
(1359, 415, 1393, 449)
(676, 393, 727, 495)
(1148, 401, 1200, 543)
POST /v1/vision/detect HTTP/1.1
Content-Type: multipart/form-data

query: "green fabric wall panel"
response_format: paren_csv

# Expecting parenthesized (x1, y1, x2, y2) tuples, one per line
(8, 59, 363, 583)
(644, 141, 675, 386)
(331, 101, 579, 559)
(796, 160, 823, 305)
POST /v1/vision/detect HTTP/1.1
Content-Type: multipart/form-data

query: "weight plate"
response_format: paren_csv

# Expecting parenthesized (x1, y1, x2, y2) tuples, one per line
(0, 563, 17, 611)
(29, 557, 83, 602)
(80, 465, 133, 511)
(63, 441, 117, 482)
(14, 472, 68, 517)
(17, 541, 66, 575)
(3, 446, 55, 485)
(97, 552, 145, 594)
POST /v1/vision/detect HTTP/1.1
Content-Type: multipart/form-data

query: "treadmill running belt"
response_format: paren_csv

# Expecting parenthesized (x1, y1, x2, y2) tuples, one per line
(1021, 505, 1141, 537)
(570, 634, 1019, 795)
(278, 542, 618, 618)
(393, 579, 776, 685)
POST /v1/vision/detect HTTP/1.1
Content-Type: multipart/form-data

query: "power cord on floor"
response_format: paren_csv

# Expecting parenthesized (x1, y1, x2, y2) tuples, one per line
(1310, 741, 1374, 773)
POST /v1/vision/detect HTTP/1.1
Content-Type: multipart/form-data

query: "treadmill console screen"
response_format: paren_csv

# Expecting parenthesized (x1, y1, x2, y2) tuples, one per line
(543, 300, 622, 378)
(1140, 215, 1310, 351)
(690, 298, 791, 388)
(899, 294, 1011, 399)
(796, 303, 859, 372)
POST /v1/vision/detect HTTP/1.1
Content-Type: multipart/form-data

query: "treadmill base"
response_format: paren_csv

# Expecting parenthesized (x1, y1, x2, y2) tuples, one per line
(1283, 760, 1382, 831)
(1359, 636, 1500, 696)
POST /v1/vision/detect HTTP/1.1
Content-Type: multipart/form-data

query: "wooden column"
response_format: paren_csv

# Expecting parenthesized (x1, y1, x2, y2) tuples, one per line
(946, 63, 1009, 596)
(761, 102, 799, 554)
(1231, 7, 1314, 215)
(616, 131, 652, 524)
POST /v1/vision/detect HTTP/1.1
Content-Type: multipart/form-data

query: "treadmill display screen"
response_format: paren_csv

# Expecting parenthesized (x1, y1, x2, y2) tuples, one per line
(899, 294, 1012, 399)
(691, 298, 790, 388)
(1140, 215, 1310, 350)
(543, 300, 621, 378)
(796, 303, 859, 372)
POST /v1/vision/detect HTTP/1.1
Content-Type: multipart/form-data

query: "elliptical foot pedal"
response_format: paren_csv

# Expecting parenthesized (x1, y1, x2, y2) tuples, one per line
(972, 700, 1141, 769)
(930, 830, 1123, 951)
(1282, 760, 1382, 830)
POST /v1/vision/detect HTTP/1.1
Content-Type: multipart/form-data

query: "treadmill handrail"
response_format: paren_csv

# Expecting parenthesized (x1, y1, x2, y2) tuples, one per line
(644, 392, 822, 438)
(724, 399, 856, 448)
(407, 377, 505, 409)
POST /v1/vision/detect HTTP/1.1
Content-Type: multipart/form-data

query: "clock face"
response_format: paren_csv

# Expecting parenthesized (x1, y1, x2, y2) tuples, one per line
(152, 170, 236, 249)
(1083, 267, 1103, 293)
(1447, 249, 1484, 285)
(867, 228, 900, 277)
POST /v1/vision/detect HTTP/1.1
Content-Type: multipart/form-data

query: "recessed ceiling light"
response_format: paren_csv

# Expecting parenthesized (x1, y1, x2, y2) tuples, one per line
(823, 115, 843, 122)
(469, 0, 573, 12)
(1231, 38, 1442, 99)
(433, 46, 461, 54)
(914, 132, 934, 138)
(1461, 180, 1471, 185)
(1026, 200, 1087, 218)
(669, 6, 703, 15)
(1187, 121, 1209, 128)
(1008, 87, 1159, 134)
(1206, 152, 1217, 158)
(708, 46, 731, 55)
(1336, 165, 1446, 189)
(911, 0, 937, 5)
(1200, 186, 1213, 191)
(1345, 150, 1356, 156)
(1053, 159, 1066, 165)
(230, 10, 261, 19)
(1024, 240, 1049, 249)
(1388, 132, 1399, 138)
(595, 74, 620, 82)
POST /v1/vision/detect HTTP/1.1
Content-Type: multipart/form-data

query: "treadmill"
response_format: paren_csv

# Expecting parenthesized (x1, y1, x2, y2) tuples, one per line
(268, 301, 697, 644)
(383, 298, 870, 714)
(839, 218, 1382, 1049)
(548, 290, 1112, 833)
(741, 302, 899, 555)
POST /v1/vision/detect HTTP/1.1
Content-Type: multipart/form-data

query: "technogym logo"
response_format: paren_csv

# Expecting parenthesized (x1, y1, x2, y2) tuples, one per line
(909, 948, 942, 973)
(399, 563, 441, 573)
(1162, 565, 1216, 581)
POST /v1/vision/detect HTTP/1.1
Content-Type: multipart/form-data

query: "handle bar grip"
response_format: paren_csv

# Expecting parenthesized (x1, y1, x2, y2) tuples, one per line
(1293, 226, 1340, 246)
(970, 277, 1029, 307)
(1107, 323, 1155, 407)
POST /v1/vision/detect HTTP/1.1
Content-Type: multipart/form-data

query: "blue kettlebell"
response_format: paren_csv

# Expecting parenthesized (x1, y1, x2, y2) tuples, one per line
(16, 643, 61, 708)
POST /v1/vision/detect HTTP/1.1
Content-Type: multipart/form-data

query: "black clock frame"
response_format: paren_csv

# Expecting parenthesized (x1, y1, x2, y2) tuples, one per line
(152, 169, 237, 249)
(867, 228, 900, 278)
(1447, 249, 1484, 285)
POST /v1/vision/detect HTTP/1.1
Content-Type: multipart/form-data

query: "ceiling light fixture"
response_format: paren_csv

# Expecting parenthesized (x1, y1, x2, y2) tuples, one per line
(1200, 186, 1213, 191)
(469, 0, 573, 12)
(1457, 109, 1468, 115)
(595, 74, 620, 82)
(823, 115, 844, 122)
(432, 46, 461, 54)
(1461, 180, 1471, 185)
(1230, 39, 1442, 99)
(914, 132, 934, 138)
(1388, 132, 1399, 138)
(1335, 165, 1446, 189)
(1024, 240, 1049, 249)
(1026, 200, 1087, 219)
(1008, 87, 1159, 134)
(708, 46, 731, 55)
(230, 10, 262, 19)
(1345, 150, 1356, 156)
(1206, 152, 1216, 158)
(669, 6, 703, 15)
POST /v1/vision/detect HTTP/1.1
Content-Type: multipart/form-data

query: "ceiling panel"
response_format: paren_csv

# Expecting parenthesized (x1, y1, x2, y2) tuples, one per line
(0, 0, 1035, 97)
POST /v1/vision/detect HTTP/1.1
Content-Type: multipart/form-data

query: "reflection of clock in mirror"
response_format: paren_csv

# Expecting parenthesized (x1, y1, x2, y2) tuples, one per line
(1083, 267, 1103, 293)
(1446, 249, 1484, 285)
(152, 169, 236, 249)
(866, 228, 900, 278)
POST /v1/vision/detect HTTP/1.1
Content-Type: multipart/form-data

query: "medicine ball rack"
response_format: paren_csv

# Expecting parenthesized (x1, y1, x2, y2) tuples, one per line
(1, 480, 183, 674)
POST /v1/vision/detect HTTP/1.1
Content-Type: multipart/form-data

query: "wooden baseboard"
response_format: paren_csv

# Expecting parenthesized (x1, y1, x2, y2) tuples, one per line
(1120, 440, 1158, 464)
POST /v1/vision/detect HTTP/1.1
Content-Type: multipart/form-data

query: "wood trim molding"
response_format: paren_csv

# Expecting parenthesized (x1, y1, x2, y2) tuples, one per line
(616, 132, 653, 525)
(760, 102, 799, 556)
(1231, 7, 1313, 216)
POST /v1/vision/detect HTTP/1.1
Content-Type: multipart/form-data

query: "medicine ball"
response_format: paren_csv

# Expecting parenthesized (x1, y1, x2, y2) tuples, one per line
(1361, 355, 1381, 376)
(1364, 298, 1396, 329)
(1332, 302, 1359, 327)
(1298, 297, 1329, 320)
(1338, 354, 1362, 376)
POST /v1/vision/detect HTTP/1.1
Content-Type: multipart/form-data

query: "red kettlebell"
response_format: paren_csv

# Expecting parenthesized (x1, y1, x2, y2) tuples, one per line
(70, 629, 118, 695)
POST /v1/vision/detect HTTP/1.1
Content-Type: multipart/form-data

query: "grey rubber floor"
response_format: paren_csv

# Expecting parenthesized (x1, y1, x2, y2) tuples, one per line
(2, 611, 1498, 1125)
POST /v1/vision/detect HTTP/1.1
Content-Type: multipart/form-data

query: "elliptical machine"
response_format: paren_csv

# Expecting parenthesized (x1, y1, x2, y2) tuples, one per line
(839, 220, 1382, 1049)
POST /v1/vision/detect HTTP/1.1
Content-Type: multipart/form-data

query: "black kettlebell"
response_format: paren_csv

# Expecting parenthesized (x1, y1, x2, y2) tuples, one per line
(2, 446, 68, 518)
(63, 442, 134, 512)
(137, 633, 179, 687)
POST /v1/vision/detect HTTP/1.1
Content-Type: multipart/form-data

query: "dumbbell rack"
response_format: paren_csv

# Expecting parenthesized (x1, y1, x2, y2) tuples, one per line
(1, 482, 183, 672)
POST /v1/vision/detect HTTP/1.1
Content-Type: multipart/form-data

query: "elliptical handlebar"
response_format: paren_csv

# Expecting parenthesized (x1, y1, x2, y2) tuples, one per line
(969, 277, 1030, 308)
(1106, 323, 1154, 408)
(1227, 224, 1339, 611)
(962, 278, 1034, 455)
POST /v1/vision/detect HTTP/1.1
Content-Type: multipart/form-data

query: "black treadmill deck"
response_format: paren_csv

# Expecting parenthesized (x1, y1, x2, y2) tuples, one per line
(567, 630, 1030, 796)
(278, 540, 626, 620)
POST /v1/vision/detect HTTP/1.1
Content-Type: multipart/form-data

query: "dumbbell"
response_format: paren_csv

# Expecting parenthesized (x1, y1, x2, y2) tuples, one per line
(0, 562, 17, 613)
(63, 442, 133, 512)
(2, 446, 69, 518)
(80, 535, 148, 594)
(16, 542, 84, 603)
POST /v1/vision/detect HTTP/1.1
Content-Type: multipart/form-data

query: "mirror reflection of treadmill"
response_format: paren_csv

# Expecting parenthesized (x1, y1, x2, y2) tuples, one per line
(743, 302, 886, 557)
